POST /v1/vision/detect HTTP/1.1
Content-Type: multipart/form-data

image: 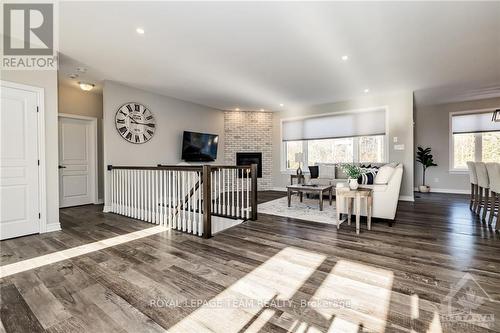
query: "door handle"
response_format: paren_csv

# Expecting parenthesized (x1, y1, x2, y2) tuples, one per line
(58, 165, 66, 169)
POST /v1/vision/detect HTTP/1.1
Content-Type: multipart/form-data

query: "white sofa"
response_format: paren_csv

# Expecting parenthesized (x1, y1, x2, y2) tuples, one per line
(306, 163, 403, 220)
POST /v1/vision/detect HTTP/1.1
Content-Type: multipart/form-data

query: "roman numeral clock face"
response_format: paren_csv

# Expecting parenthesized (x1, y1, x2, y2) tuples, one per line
(115, 103, 156, 144)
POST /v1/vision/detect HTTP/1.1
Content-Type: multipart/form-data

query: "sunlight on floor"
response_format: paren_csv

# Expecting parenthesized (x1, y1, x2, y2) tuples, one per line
(311, 260, 394, 333)
(167, 247, 326, 333)
(0, 225, 169, 278)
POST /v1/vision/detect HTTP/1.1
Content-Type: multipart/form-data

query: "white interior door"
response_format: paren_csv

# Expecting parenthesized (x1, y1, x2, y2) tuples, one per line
(0, 85, 40, 240)
(58, 116, 96, 208)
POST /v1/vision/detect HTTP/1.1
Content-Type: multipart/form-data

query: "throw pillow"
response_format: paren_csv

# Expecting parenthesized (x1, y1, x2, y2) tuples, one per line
(357, 166, 379, 184)
(374, 164, 396, 184)
(318, 164, 335, 179)
(309, 166, 319, 179)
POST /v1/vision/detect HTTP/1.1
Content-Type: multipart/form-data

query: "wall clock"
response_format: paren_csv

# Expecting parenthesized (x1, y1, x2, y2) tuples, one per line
(115, 102, 156, 144)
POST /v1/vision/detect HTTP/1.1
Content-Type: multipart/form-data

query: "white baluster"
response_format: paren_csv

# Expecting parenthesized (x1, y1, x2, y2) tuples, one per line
(120, 170, 124, 215)
(236, 168, 240, 218)
(210, 169, 214, 213)
(139, 170, 143, 220)
(168, 170, 172, 228)
(110, 170, 115, 212)
(187, 172, 192, 233)
(246, 169, 250, 219)
(158, 170, 163, 225)
(134, 170, 138, 219)
(198, 171, 201, 236)
(125, 170, 130, 216)
(146, 170, 151, 222)
(174, 171, 178, 230)
(154, 170, 158, 224)
(182, 171, 186, 231)
(231, 169, 235, 217)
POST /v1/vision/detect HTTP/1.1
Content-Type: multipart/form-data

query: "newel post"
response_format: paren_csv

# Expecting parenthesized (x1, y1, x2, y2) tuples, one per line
(251, 163, 258, 220)
(202, 165, 212, 238)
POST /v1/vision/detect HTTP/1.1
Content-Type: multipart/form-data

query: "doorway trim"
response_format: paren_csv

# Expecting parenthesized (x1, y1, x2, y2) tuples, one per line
(58, 113, 99, 206)
(0, 80, 47, 233)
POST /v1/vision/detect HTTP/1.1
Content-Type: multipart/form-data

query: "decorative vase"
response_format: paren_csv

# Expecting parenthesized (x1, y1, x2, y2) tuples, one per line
(296, 166, 302, 175)
(419, 185, 430, 193)
(349, 179, 359, 190)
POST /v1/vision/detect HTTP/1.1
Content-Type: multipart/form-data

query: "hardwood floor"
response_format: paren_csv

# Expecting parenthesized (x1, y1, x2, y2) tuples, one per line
(1, 192, 499, 332)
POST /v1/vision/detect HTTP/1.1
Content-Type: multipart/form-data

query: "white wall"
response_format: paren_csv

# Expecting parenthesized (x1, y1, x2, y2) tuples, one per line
(103, 81, 225, 209)
(415, 97, 500, 193)
(1, 70, 60, 230)
(58, 83, 104, 201)
(272, 91, 415, 200)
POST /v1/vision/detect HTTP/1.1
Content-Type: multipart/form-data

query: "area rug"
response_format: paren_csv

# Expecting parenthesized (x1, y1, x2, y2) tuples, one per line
(258, 195, 338, 226)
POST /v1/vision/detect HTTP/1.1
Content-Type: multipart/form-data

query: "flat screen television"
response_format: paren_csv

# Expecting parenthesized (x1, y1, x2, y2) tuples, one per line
(182, 131, 219, 162)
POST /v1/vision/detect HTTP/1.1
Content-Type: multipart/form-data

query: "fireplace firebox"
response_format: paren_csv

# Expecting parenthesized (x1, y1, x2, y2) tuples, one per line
(236, 152, 262, 178)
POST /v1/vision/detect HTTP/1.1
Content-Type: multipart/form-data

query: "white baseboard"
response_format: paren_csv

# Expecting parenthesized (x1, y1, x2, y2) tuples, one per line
(45, 223, 61, 233)
(399, 195, 415, 202)
(103, 205, 112, 213)
(413, 187, 469, 194)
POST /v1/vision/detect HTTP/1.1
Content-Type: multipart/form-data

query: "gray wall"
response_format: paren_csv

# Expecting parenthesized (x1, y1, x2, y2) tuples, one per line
(272, 91, 415, 200)
(58, 84, 104, 201)
(103, 81, 225, 208)
(1, 70, 60, 229)
(415, 97, 500, 192)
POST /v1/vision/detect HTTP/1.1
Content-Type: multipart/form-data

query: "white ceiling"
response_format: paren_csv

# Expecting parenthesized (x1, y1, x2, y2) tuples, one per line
(59, 1, 500, 110)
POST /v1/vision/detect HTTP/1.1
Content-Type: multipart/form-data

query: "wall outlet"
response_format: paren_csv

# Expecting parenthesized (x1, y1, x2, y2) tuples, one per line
(393, 137, 398, 143)
(434, 178, 439, 183)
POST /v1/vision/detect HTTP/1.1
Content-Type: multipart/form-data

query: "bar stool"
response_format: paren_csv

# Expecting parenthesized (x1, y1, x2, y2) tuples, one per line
(485, 162, 500, 228)
(475, 162, 490, 221)
(466, 161, 478, 211)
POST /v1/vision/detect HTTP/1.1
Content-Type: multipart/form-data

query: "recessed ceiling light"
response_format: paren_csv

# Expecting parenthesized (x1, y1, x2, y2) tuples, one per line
(260, 108, 265, 112)
(76, 67, 86, 73)
(69, 73, 78, 79)
(279, 103, 284, 107)
(136, 27, 145, 35)
(235, 108, 240, 111)
(79, 82, 95, 91)
(364, 88, 370, 93)
(341, 55, 349, 61)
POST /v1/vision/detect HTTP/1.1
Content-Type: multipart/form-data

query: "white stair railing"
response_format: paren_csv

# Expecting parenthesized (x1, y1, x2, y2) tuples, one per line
(107, 164, 258, 238)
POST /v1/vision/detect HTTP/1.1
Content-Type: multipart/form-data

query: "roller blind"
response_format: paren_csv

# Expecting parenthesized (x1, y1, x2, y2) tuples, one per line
(452, 112, 500, 134)
(282, 108, 386, 141)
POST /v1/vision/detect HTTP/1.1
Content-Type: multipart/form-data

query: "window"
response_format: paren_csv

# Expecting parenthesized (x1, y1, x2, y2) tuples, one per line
(282, 109, 387, 171)
(482, 132, 500, 163)
(308, 138, 353, 165)
(285, 140, 303, 170)
(358, 135, 385, 163)
(450, 110, 500, 171)
(453, 133, 475, 169)
(284, 135, 385, 171)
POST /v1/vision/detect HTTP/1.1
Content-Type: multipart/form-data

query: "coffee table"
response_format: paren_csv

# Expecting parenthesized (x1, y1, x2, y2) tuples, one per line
(286, 184, 333, 211)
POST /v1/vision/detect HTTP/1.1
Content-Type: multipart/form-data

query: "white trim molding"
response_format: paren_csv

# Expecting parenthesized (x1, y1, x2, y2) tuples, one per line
(399, 195, 415, 202)
(414, 187, 469, 194)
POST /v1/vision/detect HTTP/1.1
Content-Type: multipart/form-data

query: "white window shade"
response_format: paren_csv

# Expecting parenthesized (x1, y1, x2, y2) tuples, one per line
(282, 108, 386, 141)
(452, 112, 500, 134)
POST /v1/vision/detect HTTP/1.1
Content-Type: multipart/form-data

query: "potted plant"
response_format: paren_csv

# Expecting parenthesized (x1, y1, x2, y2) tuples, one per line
(340, 164, 361, 190)
(416, 146, 437, 193)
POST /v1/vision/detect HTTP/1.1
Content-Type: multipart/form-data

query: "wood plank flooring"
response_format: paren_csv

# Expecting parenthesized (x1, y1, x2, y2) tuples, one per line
(1, 191, 499, 333)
